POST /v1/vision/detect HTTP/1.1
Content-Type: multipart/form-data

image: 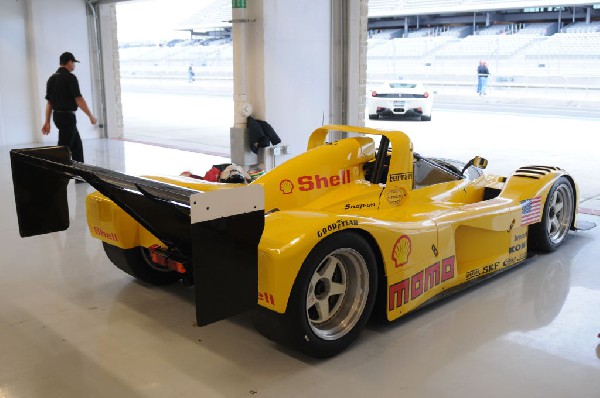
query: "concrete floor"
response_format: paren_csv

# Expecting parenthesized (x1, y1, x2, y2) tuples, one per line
(1, 118, 600, 397)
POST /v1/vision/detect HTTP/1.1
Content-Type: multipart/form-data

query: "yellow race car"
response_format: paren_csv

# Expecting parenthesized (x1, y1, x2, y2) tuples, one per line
(10, 124, 594, 358)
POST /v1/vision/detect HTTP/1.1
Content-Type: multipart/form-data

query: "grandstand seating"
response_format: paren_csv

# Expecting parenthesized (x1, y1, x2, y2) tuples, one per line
(118, 0, 600, 97)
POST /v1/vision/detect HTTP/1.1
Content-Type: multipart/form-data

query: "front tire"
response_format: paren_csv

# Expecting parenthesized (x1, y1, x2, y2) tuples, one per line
(528, 177, 574, 252)
(368, 114, 379, 120)
(283, 232, 377, 358)
(103, 243, 181, 285)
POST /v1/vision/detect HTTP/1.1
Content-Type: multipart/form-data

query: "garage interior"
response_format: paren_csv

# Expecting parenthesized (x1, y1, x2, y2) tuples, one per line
(1, 1, 599, 397)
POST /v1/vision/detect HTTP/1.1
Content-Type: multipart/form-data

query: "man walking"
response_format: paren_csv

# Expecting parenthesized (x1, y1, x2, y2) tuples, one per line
(477, 60, 490, 96)
(42, 51, 97, 163)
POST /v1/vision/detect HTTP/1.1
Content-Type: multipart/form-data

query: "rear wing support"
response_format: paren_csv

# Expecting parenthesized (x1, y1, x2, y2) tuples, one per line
(10, 146, 264, 326)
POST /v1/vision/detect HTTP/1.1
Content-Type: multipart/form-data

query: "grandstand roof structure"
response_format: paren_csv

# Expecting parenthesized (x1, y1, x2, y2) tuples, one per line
(368, 0, 600, 18)
(175, 0, 231, 35)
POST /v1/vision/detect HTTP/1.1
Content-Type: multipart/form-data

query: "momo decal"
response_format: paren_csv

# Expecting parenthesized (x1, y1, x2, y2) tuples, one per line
(391, 235, 412, 268)
(389, 256, 455, 311)
(389, 172, 413, 183)
(317, 219, 359, 238)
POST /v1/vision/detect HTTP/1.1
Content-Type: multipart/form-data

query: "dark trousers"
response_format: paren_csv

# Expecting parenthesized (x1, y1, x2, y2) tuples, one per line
(53, 111, 84, 162)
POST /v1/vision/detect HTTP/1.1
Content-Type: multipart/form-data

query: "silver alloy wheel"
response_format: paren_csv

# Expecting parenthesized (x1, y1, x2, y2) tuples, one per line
(306, 248, 369, 341)
(546, 183, 574, 244)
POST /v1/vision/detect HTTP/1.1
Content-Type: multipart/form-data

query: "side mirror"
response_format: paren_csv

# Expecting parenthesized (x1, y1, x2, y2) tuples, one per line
(473, 156, 488, 169)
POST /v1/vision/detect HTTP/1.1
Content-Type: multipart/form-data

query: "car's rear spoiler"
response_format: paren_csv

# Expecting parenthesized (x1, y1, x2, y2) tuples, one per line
(10, 146, 264, 326)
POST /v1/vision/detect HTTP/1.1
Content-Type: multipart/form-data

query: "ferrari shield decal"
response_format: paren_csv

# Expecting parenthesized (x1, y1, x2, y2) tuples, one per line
(520, 196, 542, 225)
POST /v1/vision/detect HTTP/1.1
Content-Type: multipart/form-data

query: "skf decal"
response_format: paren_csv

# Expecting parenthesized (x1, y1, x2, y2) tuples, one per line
(386, 187, 406, 206)
(389, 256, 455, 311)
(92, 226, 118, 242)
(389, 172, 413, 183)
(392, 235, 412, 268)
(344, 202, 376, 211)
(521, 196, 542, 225)
(258, 291, 275, 305)
(298, 170, 351, 192)
(466, 261, 500, 281)
(317, 219, 359, 238)
(280, 179, 294, 194)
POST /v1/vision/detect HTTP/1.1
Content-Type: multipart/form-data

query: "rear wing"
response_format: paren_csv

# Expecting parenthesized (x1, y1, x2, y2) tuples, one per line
(10, 146, 264, 326)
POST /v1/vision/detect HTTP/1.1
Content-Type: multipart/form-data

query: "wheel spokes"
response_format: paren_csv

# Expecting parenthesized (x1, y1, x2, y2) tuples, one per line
(307, 255, 347, 324)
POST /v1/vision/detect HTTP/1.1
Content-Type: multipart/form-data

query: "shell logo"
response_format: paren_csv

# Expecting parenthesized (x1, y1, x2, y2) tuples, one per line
(392, 234, 412, 268)
(280, 179, 294, 194)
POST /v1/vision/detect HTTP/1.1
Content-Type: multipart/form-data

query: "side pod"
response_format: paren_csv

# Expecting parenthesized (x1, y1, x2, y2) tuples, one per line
(10, 146, 265, 326)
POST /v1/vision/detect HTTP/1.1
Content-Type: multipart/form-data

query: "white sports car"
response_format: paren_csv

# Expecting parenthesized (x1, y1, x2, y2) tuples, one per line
(367, 81, 433, 121)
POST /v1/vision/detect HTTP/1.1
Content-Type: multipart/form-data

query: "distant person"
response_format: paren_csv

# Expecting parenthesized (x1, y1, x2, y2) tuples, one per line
(42, 52, 97, 165)
(477, 60, 490, 95)
(188, 64, 195, 82)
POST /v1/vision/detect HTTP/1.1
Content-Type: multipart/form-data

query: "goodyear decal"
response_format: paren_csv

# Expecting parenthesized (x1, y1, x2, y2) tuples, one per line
(389, 256, 455, 311)
(317, 219, 359, 238)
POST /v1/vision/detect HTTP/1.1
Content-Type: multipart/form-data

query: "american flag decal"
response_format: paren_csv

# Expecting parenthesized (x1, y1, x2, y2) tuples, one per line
(521, 196, 542, 226)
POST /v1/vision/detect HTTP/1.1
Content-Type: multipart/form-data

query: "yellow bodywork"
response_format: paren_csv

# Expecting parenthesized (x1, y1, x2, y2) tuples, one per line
(86, 125, 578, 322)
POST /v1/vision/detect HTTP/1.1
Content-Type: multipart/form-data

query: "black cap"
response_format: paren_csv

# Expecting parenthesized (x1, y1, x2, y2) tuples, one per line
(59, 52, 80, 64)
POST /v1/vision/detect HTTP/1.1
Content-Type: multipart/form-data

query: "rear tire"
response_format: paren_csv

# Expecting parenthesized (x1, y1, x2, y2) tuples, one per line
(103, 243, 181, 285)
(278, 232, 377, 358)
(528, 177, 574, 252)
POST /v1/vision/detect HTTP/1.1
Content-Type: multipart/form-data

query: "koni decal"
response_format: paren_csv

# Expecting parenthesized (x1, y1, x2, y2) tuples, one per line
(317, 219, 359, 238)
(92, 226, 118, 242)
(391, 235, 412, 268)
(389, 256, 455, 311)
(509, 242, 526, 254)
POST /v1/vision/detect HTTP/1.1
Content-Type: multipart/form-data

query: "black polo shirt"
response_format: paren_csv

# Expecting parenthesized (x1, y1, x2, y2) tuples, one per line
(45, 67, 82, 112)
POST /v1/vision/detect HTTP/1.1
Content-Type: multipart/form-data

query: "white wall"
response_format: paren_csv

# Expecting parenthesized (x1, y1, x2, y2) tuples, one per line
(0, 0, 100, 147)
(0, 0, 34, 146)
(247, 0, 331, 164)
